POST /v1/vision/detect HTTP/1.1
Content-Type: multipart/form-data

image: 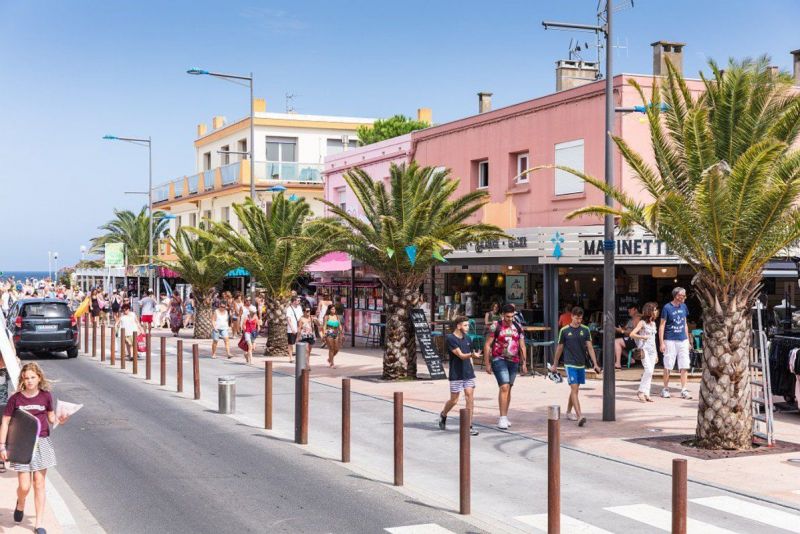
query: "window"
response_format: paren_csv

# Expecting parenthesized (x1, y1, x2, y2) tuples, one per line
(516, 153, 529, 183)
(554, 139, 585, 195)
(222, 206, 230, 224)
(175, 215, 182, 232)
(266, 136, 297, 162)
(189, 213, 197, 227)
(477, 160, 489, 188)
(221, 145, 230, 165)
(203, 152, 211, 171)
(335, 187, 347, 211)
(327, 137, 359, 155)
(237, 139, 248, 161)
(203, 210, 211, 221)
(348, 139, 358, 150)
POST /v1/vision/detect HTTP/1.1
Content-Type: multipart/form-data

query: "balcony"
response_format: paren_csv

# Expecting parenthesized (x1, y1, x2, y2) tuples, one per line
(255, 161, 323, 183)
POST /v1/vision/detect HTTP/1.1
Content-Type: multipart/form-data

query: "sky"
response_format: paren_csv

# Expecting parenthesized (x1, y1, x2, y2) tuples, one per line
(1, 0, 798, 270)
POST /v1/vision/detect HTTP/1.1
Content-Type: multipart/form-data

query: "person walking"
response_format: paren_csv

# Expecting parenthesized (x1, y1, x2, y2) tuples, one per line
(286, 296, 302, 363)
(483, 303, 527, 430)
(659, 287, 692, 399)
(110, 291, 122, 323)
(242, 305, 260, 364)
(630, 302, 659, 402)
(550, 307, 601, 427)
(0, 362, 71, 534)
(0, 351, 11, 474)
(183, 294, 195, 329)
(323, 305, 343, 368)
(297, 307, 318, 369)
(211, 303, 232, 358)
(139, 290, 157, 333)
(437, 317, 480, 436)
(116, 304, 142, 360)
(168, 294, 184, 337)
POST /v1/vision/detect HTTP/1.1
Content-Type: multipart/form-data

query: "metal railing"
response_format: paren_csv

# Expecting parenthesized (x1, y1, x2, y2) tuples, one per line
(220, 162, 240, 185)
(255, 161, 323, 183)
(154, 184, 170, 202)
(187, 173, 200, 194)
(203, 169, 216, 190)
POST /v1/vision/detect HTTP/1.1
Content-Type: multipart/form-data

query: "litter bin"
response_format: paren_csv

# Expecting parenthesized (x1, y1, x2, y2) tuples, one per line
(218, 376, 236, 414)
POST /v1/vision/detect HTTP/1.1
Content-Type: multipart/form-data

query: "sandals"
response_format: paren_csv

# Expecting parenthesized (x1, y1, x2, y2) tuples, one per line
(636, 392, 647, 403)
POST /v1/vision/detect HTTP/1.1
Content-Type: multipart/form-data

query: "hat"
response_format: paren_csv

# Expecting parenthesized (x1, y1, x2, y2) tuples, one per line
(249, 306, 257, 314)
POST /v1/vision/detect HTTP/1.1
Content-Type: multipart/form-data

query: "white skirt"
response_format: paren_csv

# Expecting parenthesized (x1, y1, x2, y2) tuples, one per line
(10, 436, 57, 472)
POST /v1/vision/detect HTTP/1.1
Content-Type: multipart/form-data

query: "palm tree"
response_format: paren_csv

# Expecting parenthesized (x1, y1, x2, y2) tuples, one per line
(541, 58, 800, 449)
(203, 194, 342, 357)
(91, 207, 169, 265)
(162, 228, 232, 339)
(318, 163, 506, 379)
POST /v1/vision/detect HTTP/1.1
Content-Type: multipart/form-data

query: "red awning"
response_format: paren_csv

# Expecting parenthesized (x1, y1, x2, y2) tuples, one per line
(158, 266, 181, 278)
(307, 252, 352, 273)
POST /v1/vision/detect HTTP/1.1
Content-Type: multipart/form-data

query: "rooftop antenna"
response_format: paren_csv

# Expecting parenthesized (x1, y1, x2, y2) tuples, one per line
(285, 93, 298, 113)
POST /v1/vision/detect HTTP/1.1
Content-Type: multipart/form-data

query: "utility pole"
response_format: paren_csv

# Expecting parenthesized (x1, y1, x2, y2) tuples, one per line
(544, 0, 619, 421)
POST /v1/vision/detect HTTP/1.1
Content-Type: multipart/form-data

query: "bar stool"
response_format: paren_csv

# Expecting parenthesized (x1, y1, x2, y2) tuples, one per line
(367, 322, 382, 347)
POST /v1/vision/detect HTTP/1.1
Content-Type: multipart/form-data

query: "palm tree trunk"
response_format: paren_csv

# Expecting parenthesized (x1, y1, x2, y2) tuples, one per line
(264, 295, 290, 357)
(194, 302, 213, 339)
(694, 288, 754, 450)
(383, 287, 419, 380)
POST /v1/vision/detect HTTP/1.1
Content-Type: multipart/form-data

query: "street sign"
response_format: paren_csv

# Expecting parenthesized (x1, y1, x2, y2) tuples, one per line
(104, 243, 125, 268)
(410, 308, 446, 380)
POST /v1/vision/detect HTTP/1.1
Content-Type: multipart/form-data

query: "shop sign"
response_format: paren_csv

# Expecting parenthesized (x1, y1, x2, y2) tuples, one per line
(410, 309, 446, 379)
(104, 243, 125, 268)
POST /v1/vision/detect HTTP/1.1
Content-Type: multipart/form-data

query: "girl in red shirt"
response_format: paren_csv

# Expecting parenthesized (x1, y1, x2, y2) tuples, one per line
(243, 306, 261, 364)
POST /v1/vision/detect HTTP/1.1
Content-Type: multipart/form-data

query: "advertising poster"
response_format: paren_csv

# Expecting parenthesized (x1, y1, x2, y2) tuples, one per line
(505, 274, 526, 306)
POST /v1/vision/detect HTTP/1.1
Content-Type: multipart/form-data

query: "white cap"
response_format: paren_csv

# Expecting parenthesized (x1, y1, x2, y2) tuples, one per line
(249, 306, 257, 314)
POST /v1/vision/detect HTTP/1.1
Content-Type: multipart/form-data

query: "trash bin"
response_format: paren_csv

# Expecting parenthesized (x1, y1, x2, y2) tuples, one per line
(218, 376, 236, 414)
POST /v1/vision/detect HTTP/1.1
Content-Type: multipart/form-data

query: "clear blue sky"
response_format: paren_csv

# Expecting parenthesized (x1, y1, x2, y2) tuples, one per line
(1, 0, 798, 270)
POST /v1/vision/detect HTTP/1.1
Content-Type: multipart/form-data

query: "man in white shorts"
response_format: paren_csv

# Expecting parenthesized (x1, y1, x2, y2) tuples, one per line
(437, 316, 480, 436)
(659, 287, 692, 399)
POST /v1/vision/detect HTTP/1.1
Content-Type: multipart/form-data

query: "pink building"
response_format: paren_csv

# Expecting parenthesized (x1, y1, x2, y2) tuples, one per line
(322, 43, 800, 345)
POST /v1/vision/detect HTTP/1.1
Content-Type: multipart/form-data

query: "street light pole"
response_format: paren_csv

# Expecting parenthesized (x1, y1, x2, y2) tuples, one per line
(543, 0, 619, 421)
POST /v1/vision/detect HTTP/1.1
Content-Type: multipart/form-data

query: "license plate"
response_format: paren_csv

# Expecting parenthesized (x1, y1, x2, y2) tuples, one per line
(36, 324, 57, 331)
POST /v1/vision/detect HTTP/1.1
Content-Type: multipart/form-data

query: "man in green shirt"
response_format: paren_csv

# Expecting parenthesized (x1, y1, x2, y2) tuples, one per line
(550, 307, 601, 427)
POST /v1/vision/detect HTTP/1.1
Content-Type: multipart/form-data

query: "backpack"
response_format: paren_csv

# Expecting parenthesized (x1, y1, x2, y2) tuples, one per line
(490, 321, 523, 360)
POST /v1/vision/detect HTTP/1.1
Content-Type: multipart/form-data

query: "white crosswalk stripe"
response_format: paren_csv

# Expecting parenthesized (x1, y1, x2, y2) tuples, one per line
(384, 524, 457, 534)
(692, 496, 800, 533)
(515, 513, 614, 533)
(606, 504, 739, 533)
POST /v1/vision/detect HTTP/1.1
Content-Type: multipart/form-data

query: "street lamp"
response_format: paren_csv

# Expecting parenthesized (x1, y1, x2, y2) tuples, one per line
(186, 68, 255, 200)
(53, 252, 59, 284)
(103, 134, 153, 293)
(187, 67, 256, 297)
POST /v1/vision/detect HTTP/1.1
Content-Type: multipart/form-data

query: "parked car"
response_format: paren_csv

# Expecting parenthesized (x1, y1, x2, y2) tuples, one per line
(6, 298, 79, 358)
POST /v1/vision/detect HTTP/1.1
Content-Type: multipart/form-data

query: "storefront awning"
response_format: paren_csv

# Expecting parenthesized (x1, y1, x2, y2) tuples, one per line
(307, 252, 352, 272)
(763, 259, 799, 278)
(226, 267, 250, 277)
(158, 266, 181, 278)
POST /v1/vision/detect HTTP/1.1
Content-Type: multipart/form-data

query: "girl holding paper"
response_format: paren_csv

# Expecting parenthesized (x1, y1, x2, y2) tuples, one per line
(0, 362, 71, 534)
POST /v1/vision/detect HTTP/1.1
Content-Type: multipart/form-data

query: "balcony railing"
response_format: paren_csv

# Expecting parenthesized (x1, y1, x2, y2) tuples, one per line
(154, 184, 170, 202)
(187, 173, 200, 194)
(203, 169, 216, 190)
(220, 161, 240, 185)
(255, 161, 323, 183)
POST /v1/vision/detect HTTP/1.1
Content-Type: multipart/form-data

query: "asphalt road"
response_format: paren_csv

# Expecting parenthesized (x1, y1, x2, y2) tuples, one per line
(32, 354, 485, 534)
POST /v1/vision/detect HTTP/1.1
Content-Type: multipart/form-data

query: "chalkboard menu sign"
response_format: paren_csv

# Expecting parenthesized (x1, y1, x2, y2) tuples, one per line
(410, 308, 447, 380)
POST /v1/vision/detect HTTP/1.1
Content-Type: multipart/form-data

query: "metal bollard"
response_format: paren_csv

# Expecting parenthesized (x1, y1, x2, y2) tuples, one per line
(460, 408, 471, 515)
(160, 336, 166, 386)
(294, 343, 309, 441)
(342, 378, 350, 463)
(193, 344, 200, 400)
(672, 458, 687, 534)
(265, 361, 273, 429)
(394, 391, 403, 486)
(100, 325, 106, 362)
(92, 320, 97, 357)
(298, 369, 309, 444)
(120, 328, 126, 369)
(146, 333, 152, 380)
(218, 376, 236, 414)
(177, 339, 183, 393)
(110, 326, 116, 365)
(548, 405, 561, 534)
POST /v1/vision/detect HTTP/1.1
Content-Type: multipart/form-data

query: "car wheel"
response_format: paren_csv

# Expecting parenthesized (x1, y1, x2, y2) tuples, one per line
(66, 347, 79, 359)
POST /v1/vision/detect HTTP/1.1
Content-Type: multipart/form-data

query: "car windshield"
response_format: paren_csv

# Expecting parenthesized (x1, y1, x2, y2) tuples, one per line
(23, 303, 70, 318)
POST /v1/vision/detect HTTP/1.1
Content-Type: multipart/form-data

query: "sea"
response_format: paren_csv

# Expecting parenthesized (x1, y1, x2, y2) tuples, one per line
(1, 270, 51, 281)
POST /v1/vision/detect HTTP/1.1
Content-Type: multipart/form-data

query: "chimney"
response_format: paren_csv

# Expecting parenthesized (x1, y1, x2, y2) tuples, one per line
(792, 49, 800, 85)
(768, 65, 780, 77)
(197, 123, 207, 137)
(417, 107, 432, 124)
(651, 40, 686, 76)
(212, 115, 226, 129)
(555, 60, 599, 91)
(253, 98, 266, 113)
(477, 92, 493, 113)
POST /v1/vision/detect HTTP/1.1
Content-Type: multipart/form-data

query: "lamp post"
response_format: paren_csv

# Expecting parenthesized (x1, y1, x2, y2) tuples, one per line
(103, 135, 153, 293)
(54, 252, 59, 285)
(187, 68, 256, 298)
(543, 0, 620, 421)
(48, 251, 52, 282)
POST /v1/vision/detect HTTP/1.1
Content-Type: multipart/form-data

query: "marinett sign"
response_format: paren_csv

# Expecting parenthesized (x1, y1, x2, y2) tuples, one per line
(445, 226, 682, 265)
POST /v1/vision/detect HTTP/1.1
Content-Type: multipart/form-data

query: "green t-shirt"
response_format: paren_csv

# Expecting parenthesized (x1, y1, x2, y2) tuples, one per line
(557, 324, 592, 368)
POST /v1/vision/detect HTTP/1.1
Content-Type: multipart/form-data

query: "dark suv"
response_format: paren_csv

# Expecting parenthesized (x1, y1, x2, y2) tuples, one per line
(7, 298, 79, 358)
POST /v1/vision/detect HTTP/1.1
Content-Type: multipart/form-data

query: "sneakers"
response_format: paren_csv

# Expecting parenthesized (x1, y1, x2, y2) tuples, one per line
(470, 426, 479, 436)
(497, 416, 509, 430)
(681, 389, 692, 399)
(566, 412, 578, 421)
(437, 413, 447, 430)
(661, 388, 671, 398)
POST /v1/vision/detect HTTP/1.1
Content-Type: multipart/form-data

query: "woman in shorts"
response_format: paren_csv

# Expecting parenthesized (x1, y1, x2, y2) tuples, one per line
(211, 303, 232, 358)
(323, 305, 343, 368)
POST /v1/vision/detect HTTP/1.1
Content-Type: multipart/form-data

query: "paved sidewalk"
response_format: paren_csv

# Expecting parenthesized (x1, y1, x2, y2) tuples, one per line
(0, 467, 63, 533)
(143, 326, 800, 507)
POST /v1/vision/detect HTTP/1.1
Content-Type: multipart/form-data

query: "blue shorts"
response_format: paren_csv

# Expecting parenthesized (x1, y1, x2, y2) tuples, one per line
(491, 359, 519, 386)
(212, 328, 229, 341)
(566, 366, 586, 385)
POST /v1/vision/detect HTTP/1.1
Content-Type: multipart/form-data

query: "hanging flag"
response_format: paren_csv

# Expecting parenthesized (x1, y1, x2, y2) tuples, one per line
(288, 194, 298, 201)
(386, 247, 395, 258)
(432, 249, 447, 263)
(405, 245, 418, 266)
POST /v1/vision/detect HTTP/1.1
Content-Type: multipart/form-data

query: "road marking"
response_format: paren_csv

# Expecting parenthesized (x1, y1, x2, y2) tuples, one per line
(692, 496, 800, 532)
(514, 513, 614, 533)
(384, 525, 456, 534)
(606, 504, 738, 533)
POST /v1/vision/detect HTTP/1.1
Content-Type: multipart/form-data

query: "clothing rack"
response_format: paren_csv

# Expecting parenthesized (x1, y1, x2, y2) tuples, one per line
(768, 334, 800, 401)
